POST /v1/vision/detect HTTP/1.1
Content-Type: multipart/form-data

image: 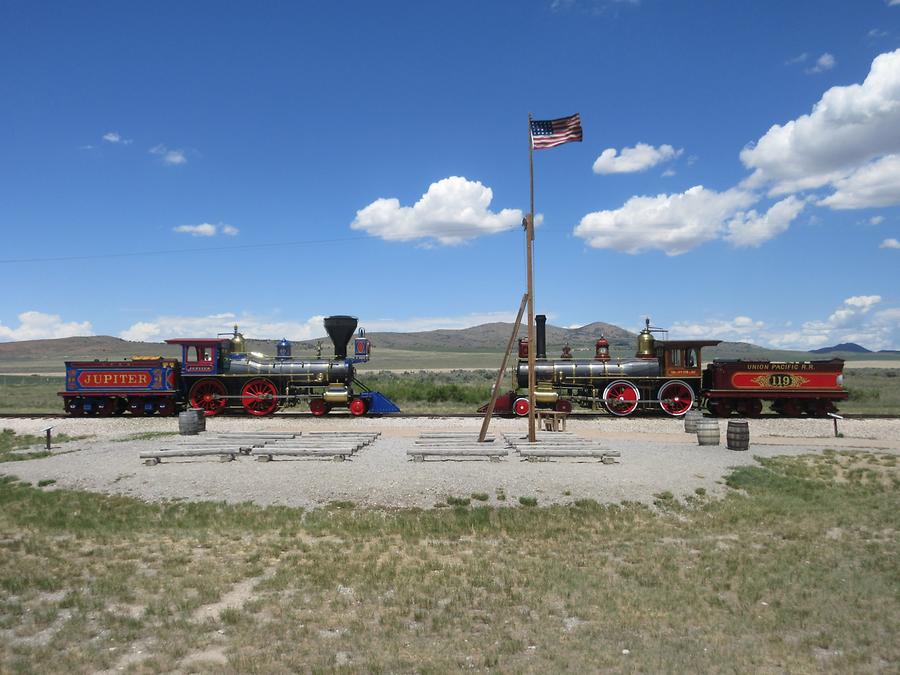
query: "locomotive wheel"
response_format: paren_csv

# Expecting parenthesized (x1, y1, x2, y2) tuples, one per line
(657, 380, 694, 416)
(143, 399, 157, 416)
(513, 397, 530, 416)
(128, 398, 146, 416)
(349, 398, 367, 416)
(779, 400, 801, 417)
(555, 399, 573, 414)
(805, 399, 831, 418)
(189, 379, 228, 416)
(96, 397, 116, 417)
(707, 399, 732, 418)
(309, 398, 330, 417)
(735, 399, 763, 418)
(113, 398, 127, 415)
(66, 397, 84, 417)
(157, 399, 176, 417)
(241, 378, 279, 416)
(603, 381, 640, 416)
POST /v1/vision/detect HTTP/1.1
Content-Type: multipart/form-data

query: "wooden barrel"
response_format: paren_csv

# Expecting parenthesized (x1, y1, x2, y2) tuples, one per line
(683, 409, 702, 434)
(696, 418, 720, 446)
(190, 408, 207, 431)
(727, 419, 750, 451)
(178, 410, 201, 435)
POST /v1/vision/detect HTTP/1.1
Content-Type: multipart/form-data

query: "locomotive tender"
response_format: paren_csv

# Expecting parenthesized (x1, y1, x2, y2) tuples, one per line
(59, 315, 400, 417)
(489, 315, 847, 417)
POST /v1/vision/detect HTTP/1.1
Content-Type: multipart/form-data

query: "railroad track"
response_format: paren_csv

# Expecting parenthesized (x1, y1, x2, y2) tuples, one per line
(1, 412, 898, 420)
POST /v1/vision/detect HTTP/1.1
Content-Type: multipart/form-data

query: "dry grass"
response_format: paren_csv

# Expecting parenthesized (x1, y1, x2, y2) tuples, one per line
(0, 448, 896, 672)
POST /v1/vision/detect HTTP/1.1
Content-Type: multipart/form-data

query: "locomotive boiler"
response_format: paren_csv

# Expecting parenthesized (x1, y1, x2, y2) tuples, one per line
(485, 314, 849, 418)
(492, 315, 720, 417)
(60, 315, 400, 417)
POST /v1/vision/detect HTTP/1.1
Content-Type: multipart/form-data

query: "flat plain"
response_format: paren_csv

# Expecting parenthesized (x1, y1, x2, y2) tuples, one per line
(0, 415, 896, 672)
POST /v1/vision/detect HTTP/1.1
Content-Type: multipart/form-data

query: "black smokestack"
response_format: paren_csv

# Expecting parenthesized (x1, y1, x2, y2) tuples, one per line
(323, 315, 358, 359)
(536, 314, 547, 359)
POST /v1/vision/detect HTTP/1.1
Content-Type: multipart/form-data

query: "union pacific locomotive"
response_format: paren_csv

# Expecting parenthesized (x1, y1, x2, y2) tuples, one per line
(59, 315, 400, 417)
(488, 315, 847, 417)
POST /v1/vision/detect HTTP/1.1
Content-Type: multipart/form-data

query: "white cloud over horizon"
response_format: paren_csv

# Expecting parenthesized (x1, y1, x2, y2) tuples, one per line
(592, 143, 682, 174)
(670, 295, 900, 351)
(881, 237, 900, 248)
(0, 311, 93, 342)
(351, 176, 528, 245)
(118, 310, 522, 343)
(173, 223, 239, 237)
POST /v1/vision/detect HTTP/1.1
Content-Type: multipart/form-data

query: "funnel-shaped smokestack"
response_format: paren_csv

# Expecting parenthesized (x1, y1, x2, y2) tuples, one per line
(323, 315, 358, 359)
(536, 314, 547, 359)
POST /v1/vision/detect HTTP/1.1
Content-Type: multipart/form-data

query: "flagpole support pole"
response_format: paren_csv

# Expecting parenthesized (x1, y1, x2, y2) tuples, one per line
(527, 113, 536, 443)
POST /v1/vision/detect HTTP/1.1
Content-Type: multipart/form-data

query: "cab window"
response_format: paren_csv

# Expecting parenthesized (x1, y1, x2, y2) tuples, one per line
(685, 349, 697, 368)
(191, 346, 213, 363)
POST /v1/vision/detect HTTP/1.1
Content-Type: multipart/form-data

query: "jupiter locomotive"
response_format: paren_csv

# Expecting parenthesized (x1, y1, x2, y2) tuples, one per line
(59, 315, 399, 417)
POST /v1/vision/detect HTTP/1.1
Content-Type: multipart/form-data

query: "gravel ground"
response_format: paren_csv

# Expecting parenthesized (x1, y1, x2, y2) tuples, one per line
(2, 415, 898, 509)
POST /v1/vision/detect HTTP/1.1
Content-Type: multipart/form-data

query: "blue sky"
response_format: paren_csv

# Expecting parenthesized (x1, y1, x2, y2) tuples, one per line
(1, 0, 899, 350)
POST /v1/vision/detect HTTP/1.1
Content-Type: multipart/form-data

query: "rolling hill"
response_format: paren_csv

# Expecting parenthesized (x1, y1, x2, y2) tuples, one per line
(0, 321, 894, 373)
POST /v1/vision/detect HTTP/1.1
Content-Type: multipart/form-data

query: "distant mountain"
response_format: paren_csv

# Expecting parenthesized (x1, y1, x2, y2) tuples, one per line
(1, 323, 896, 373)
(810, 342, 872, 354)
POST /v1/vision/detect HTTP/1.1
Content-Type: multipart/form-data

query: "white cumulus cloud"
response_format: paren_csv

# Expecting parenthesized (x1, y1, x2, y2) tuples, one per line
(0, 311, 93, 342)
(723, 196, 806, 247)
(592, 143, 682, 174)
(819, 154, 900, 209)
(740, 49, 900, 202)
(173, 223, 238, 237)
(574, 185, 756, 255)
(350, 176, 526, 245)
(150, 144, 188, 166)
(881, 237, 900, 248)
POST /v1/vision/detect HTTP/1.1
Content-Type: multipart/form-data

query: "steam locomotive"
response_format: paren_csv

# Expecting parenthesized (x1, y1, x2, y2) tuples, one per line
(487, 315, 847, 418)
(59, 315, 399, 417)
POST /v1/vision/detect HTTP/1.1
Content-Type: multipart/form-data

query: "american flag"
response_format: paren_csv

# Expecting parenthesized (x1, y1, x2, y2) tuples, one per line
(530, 113, 583, 149)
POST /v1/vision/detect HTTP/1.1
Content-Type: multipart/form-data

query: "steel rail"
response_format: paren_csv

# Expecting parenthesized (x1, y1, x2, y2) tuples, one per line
(1, 412, 898, 420)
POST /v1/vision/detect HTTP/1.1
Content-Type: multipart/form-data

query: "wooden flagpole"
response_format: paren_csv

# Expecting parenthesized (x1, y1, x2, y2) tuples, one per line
(478, 293, 528, 442)
(526, 113, 537, 442)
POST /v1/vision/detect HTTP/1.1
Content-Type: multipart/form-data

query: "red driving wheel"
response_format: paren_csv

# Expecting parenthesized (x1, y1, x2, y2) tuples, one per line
(658, 380, 694, 417)
(241, 378, 278, 416)
(555, 399, 573, 414)
(189, 379, 228, 416)
(513, 397, 530, 416)
(603, 380, 640, 416)
(309, 398, 330, 417)
(349, 397, 367, 416)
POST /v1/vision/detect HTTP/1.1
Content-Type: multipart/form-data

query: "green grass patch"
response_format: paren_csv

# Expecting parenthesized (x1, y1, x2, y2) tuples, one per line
(2, 368, 897, 414)
(0, 451, 897, 671)
(0, 429, 84, 463)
